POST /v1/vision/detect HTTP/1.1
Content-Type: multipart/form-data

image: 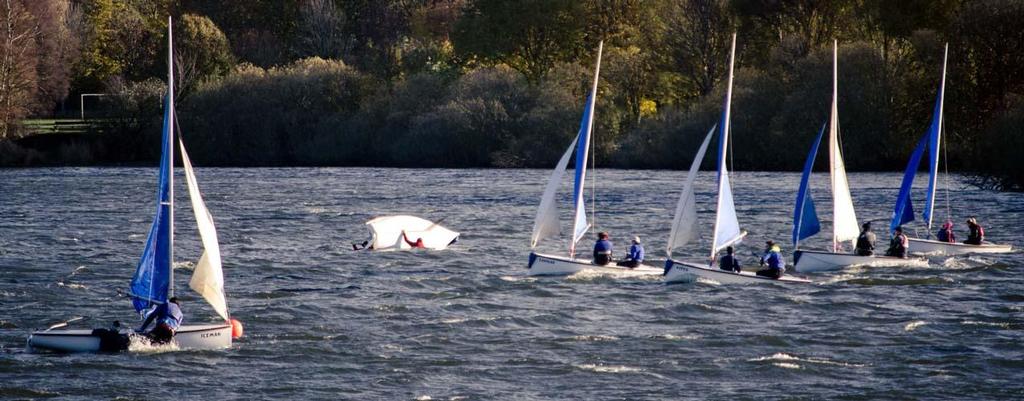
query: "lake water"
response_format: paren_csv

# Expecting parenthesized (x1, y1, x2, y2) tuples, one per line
(1, 168, 1022, 400)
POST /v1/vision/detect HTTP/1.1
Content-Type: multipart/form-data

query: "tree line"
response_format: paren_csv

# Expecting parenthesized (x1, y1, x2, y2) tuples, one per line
(1, 0, 1023, 190)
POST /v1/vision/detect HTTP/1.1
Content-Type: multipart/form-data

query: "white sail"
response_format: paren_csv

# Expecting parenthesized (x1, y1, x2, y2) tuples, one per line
(181, 139, 228, 322)
(666, 126, 715, 257)
(829, 40, 860, 249)
(569, 41, 603, 250)
(531, 135, 579, 248)
(713, 165, 744, 253)
(710, 34, 744, 257)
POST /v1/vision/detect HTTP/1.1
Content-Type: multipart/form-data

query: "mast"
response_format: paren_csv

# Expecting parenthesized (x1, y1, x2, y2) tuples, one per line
(568, 41, 603, 257)
(829, 40, 839, 253)
(166, 17, 175, 298)
(925, 43, 948, 232)
(709, 33, 736, 260)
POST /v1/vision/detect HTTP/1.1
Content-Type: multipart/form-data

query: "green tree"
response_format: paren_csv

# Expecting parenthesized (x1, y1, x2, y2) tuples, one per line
(177, 13, 234, 95)
(453, 0, 585, 81)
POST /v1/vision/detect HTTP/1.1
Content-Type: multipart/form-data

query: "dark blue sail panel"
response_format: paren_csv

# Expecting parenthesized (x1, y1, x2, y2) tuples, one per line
(923, 81, 944, 227)
(572, 93, 593, 207)
(891, 135, 928, 233)
(793, 124, 826, 246)
(129, 95, 173, 313)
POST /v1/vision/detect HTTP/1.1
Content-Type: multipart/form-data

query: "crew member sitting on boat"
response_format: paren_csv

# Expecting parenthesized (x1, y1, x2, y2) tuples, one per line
(401, 230, 426, 248)
(616, 236, 644, 268)
(937, 220, 956, 243)
(719, 246, 741, 273)
(593, 232, 613, 265)
(855, 222, 876, 256)
(757, 241, 785, 279)
(886, 226, 909, 258)
(964, 217, 984, 245)
(138, 297, 183, 344)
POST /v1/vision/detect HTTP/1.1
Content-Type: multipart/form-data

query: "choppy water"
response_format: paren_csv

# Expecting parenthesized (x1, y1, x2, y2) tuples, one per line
(1, 168, 1022, 400)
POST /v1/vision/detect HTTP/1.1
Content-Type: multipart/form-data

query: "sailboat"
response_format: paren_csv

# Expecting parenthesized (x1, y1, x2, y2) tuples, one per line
(792, 41, 928, 272)
(527, 41, 660, 277)
(892, 44, 1012, 256)
(662, 34, 810, 284)
(28, 19, 240, 352)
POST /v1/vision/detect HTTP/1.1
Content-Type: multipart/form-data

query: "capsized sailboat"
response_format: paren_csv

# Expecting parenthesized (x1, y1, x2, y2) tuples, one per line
(527, 42, 660, 277)
(792, 41, 928, 272)
(662, 34, 810, 284)
(354, 215, 459, 251)
(29, 19, 241, 353)
(892, 44, 1012, 256)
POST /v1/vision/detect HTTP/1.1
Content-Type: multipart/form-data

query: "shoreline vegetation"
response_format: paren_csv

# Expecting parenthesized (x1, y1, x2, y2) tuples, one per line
(1, 1, 1022, 190)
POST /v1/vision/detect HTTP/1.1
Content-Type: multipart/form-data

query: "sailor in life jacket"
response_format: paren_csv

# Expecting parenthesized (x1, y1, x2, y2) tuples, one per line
(936, 220, 956, 243)
(887, 226, 909, 258)
(855, 222, 876, 256)
(964, 217, 985, 245)
(756, 241, 786, 279)
(593, 232, 613, 265)
(138, 297, 184, 344)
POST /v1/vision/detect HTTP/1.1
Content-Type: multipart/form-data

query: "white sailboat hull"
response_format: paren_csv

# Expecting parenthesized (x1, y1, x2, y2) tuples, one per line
(663, 259, 812, 284)
(28, 324, 232, 353)
(527, 252, 662, 277)
(907, 237, 1013, 255)
(793, 249, 929, 272)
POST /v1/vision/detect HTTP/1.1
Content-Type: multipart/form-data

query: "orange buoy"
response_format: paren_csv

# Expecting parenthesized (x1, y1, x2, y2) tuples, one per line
(230, 318, 244, 339)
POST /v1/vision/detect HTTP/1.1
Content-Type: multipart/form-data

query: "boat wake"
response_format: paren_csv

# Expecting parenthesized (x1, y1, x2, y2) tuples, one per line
(127, 335, 181, 354)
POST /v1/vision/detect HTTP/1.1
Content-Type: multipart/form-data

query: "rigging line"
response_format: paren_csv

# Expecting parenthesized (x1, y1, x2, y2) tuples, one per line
(591, 124, 596, 237)
(943, 126, 951, 221)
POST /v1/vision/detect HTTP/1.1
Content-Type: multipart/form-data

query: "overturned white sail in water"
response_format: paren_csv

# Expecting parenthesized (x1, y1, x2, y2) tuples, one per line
(361, 215, 459, 251)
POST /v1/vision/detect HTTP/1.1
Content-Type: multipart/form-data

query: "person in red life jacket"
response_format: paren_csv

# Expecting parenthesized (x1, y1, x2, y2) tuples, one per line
(936, 220, 956, 243)
(886, 226, 909, 258)
(593, 232, 613, 265)
(401, 230, 426, 248)
(964, 217, 985, 245)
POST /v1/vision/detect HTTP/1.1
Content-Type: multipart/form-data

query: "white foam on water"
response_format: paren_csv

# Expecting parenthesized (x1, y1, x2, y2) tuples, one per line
(128, 335, 180, 354)
(904, 320, 927, 332)
(173, 261, 195, 270)
(750, 353, 866, 368)
(962, 320, 1011, 328)
(56, 281, 87, 290)
(773, 362, 802, 369)
(571, 335, 619, 342)
(653, 334, 699, 341)
(499, 275, 536, 283)
(575, 364, 643, 374)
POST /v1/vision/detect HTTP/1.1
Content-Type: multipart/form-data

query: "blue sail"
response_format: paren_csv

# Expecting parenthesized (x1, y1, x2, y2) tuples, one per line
(571, 92, 594, 243)
(922, 80, 944, 228)
(793, 124, 826, 246)
(891, 135, 928, 233)
(129, 94, 174, 313)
